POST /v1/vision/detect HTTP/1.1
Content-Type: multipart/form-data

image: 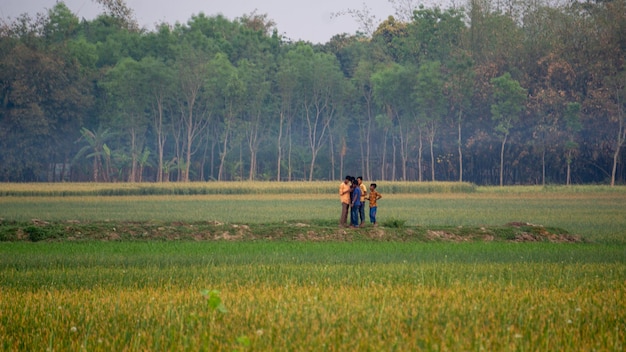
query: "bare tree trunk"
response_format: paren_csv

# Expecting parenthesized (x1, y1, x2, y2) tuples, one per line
(457, 109, 463, 182)
(391, 135, 397, 181)
(500, 133, 508, 186)
(611, 88, 625, 187)
(381, 128, 388, 181)
(129, 126, 137, 182)
(154, 98, 166, 183)
(276, 112, 284, 181)
(566, 150, 572, 186)
(218, 129, 230, 181)
(418, 128, 424, 182)
(329, 133, 335, 180)
(366, 105, 373, 180)
(288, 122, 293, 181)
(542, 147, 546, 186)
(340, 137, 346, 180)
(428, 121, 436, 181)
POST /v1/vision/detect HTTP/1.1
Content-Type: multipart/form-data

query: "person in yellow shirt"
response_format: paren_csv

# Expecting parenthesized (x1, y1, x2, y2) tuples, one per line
(339, 175, 352, 227)
(367, 183, 382, 226)
(357, 176, 367, 227)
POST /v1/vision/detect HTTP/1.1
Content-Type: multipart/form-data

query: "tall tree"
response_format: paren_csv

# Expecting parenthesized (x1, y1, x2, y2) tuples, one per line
(564, 102, 582, 185)
(239, 59, 273, 180)
(101, 57, 152, 182)
(445, 52, 474, 182)
(275, 53, 298, 181)
(491, 72, 527, 186)
(288, 44, 346, 181)
(415, 60, 447, 181)
(352, 60, 378, 180)
(174, 48, 212, 181)
(208, 53, 243, 181)
(372, 63, 416, 181)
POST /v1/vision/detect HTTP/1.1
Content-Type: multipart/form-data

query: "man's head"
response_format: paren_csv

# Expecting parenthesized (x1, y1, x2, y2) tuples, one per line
(370, 183, 377, 190)
(357, 176, 363, 184)
(344, 175, 351, 184)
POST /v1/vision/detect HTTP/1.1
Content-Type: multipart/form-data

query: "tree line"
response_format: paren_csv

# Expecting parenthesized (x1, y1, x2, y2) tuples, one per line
(0, 0, 624, 185)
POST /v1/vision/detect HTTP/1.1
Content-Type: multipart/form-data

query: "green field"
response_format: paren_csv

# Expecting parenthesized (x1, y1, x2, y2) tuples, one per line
(0, 183, 625, 350)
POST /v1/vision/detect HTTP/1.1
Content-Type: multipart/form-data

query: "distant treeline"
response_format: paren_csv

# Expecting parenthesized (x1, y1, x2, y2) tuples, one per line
(0, 0, 624, 185)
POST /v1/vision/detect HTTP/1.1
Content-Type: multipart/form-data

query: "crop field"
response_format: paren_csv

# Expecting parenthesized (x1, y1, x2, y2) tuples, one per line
(0, 182, 625, 351)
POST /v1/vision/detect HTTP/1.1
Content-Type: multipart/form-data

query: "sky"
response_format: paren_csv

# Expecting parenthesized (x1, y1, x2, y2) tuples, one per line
(0, 0, 401, 43)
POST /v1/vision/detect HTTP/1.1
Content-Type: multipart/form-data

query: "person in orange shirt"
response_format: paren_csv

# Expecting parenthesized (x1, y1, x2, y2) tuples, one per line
(339, 175, 352, 227)
(357, 176, 368, 227)
(367, 183, 382, 226)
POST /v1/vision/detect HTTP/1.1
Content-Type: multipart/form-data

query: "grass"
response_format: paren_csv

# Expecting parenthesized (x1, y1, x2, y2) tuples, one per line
(0, 183, 624, 350)
(1, 189, 624, 242)
(0, 242, 624, 351)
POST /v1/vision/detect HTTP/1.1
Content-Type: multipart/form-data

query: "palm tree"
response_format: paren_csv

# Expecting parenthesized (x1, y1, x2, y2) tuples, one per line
(74, 127, 115, 182)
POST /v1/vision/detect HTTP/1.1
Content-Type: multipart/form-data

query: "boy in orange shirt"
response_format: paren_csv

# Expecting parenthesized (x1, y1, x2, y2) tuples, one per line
(367, 183, 382, 226)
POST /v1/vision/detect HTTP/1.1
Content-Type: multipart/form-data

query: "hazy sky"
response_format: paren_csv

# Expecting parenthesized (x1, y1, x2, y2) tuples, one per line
(0, 0, 400, 43)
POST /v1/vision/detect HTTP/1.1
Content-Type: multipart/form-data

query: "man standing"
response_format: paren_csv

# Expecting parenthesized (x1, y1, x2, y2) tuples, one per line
(339, 175, 352, 227)
(357, 176, 367, 227)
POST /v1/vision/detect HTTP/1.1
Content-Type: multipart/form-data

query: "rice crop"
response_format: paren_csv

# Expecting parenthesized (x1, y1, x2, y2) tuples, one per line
(1, 183, 624, 350)
(1, 188, 624, 242)
(0, 242, 624, 351)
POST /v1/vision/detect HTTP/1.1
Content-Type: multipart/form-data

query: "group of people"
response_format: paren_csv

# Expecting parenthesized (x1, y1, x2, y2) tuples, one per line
(339, 175, 382, 228)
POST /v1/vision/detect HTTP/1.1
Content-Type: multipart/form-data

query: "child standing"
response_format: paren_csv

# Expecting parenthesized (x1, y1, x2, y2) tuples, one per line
(367, 183, 382, 226)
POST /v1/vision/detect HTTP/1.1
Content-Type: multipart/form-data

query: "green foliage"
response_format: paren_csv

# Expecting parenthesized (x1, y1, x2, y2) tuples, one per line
(490, 72, 526, 135)
(200, 289, 228, 313)
(1, 1, 626, 185)
(381, 218, 406, 228)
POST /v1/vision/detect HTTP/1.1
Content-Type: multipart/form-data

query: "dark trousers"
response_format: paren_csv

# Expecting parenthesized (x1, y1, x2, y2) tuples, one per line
(358, 203, 365, 224)
(350, 203, 361, 226)
(340, 203, 349, 227)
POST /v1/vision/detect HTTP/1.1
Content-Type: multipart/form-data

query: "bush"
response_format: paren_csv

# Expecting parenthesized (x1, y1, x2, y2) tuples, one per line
(381, 218, 406, 228)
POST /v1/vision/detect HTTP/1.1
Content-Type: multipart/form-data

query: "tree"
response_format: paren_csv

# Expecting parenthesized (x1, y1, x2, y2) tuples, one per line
(173, 48, 212, 181)
(445, 52, 474, 182)
(564, 102, 582, 185)
(100, 57, 151, 182)
(415, 60, 447, 181)
(491, 72, 527, 186)
(352, 60, 378, 180)
(372, 63, 416, 181)
(74, 127, 115, 182)
(92, 0, 138, 31)
(604, 72, 626, 187)
(288, 44, 346, 181)
(209, 53, 243, 181)
(136, 56, 174, 183)
(0, 9, 92, 181)
(239, 58, 273, 180)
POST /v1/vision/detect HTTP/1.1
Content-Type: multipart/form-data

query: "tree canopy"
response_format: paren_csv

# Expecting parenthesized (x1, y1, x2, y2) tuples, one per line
(0, 0, 624, 185)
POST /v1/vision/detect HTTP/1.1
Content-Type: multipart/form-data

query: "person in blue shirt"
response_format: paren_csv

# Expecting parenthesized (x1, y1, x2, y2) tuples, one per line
(349, 178, 361, 228)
